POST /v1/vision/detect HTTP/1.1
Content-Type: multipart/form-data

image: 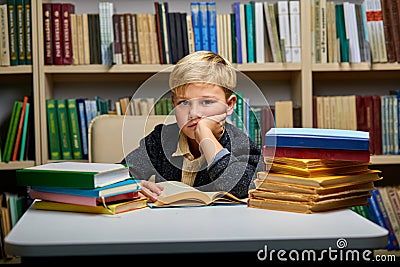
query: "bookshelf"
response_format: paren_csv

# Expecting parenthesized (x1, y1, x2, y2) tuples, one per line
(0, 0, 400, 166)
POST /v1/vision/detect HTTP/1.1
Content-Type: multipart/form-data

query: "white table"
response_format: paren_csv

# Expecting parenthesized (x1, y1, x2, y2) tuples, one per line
(4, 204, 388, 260)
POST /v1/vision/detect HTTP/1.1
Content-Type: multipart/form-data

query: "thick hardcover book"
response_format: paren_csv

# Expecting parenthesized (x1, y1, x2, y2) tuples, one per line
(174, 12, 184, 61)
(124, 13, 135, 64)
(0, 4, 10, 66)
(232, 2, 242, 63)
(23, 0, 31, 64)
(51, 3, 63, 65)
(198, 2, 209, 51)
(245, 3, 254, 63)
(56, 99, 73, 160)
(190, 2, 201, 51)
(46, 99, 61, 160)
(42, 3, 52, 65)
(111, 14, 122, 64)
(16, 162, 133, 189)
(207, 2, 217, 54)
(265, 128, 370, 151)
(15, 0, 25, 64)
(66, 99, 83, 160)
(61, 3, 74, 64)
(167, 12, 178, 64)
(263, 146, 371, 162)
(33, 197, 147, 215)
(31, 179, 140, 198)
(7, 0, 18, 65)
(154, 2, 164, 64)
(335, 3, 349, 62)
(88, 13, 101, 64)
(180, 12, 189, 57)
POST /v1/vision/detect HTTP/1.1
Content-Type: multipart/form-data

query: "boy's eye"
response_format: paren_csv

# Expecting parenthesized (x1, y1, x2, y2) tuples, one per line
(178, 100, 190, 106)
(201, 99, 215, 105)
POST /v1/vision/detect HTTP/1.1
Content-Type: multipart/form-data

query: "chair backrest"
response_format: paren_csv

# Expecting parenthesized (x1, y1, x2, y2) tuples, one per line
(88, 114, 175, 163)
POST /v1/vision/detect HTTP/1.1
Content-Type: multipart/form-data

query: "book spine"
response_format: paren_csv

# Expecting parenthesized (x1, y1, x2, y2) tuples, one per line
(11, 95, 28, 161)
(56, 99, 73, 160)
(190, 2, 201, 51)
(46, 99, 61, 160)
(51, 3, 62, 65)
(3, 101, 19, 162)
(82, 13, 91, 65)
(112, 14, 123, 64)
(15, 0, 25, 64)
(42, 3, 53, 65)
(369, 189, 399, 250)
(154, 2, 164, 64)
(70, 13, 79, 65)
(7, 0, 18, 65)
(254, 1, 264, 63)
(232, 2, 241, 63)
(23, 0, 31, 65)
(76, 98, 89, 159)
(207, 2, 217, 54)
(277, 0, 292, 62)
(61, 3, 74, 65)
(289, 0, 301, 62)
(124, 13, 135, 64)
(245, 3, 255, 63)
(180, 12, 189, 57)
(67, 99, 83, 160)
(19, 102, 30, 160)
(0, 4, 10, 66)
(198, 2, 209, 51)
(174, 12, 183, 61)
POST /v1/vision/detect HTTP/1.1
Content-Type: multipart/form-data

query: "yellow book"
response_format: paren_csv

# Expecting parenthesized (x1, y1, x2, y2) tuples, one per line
(266, 162, 370, 177)
(248, 194, 370, 214)
(264, 157, 369, 169)
(256, 169, 382, 188)
(33, 197, 148, 215)
(150, 181, 246, 207)
(253, 180, 375, 195)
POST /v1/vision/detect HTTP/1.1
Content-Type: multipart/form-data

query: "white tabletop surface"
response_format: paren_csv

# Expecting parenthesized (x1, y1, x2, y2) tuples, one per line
(4, 204, 388, 257)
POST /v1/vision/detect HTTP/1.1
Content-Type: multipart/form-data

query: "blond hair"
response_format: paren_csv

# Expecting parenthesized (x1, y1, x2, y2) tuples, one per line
(169, 51, 237, 99)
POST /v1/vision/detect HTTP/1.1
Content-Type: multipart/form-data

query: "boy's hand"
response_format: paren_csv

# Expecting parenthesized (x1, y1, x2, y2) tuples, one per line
(139, 180, 164, 202)
(195, 113, 226, 143)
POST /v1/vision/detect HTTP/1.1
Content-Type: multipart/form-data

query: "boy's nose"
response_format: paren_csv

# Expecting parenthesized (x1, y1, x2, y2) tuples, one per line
(188, 102, 203, 119)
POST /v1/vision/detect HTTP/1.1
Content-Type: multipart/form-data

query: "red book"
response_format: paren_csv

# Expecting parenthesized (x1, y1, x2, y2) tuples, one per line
(11, 96, 29, 161)
(43, 3, 53, 65)
(263, 146, 371, 163)
(61, 3, 75, 65)
(51, 3, 63, 65)
(372, 95, 382, 155)
(29, 189, 140, 207)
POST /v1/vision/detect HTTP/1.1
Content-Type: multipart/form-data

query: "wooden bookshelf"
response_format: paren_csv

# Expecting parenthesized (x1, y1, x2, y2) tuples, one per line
(0, 0, 400, 168)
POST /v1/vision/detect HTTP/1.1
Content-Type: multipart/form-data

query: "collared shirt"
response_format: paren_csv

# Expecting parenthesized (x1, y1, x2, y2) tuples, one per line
(172, 132, 231, 186)
(172, 132, 206, 186)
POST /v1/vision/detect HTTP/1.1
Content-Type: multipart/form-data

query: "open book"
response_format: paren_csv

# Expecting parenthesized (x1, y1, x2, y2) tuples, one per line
(150, 181, 246, 207)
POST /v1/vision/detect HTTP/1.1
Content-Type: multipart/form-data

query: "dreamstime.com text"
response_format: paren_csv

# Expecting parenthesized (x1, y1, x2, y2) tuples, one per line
(256, 238, 397, 262)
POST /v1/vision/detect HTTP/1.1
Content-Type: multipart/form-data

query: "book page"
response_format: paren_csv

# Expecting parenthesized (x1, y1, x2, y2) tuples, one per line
(25, 162, 126, 173)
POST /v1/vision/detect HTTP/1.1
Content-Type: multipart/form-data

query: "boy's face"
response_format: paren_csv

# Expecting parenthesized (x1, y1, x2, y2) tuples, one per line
(172, 83, 235, 140)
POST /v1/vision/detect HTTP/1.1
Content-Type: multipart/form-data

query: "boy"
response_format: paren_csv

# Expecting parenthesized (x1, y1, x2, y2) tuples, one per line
(123, 51, 264, 201)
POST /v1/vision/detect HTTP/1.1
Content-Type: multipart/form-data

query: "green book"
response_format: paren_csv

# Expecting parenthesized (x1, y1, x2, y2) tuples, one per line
(16, 0, 26, 65)
(16, 162, 133, 189)
(24, 0, 32, 65)
(67, 99, 83, 160)
(7, 0, 18, 65)
(56, 99, 73, 160)
(46, 99, 61, 160)
(19, 102, 30, 160)
(3, 100, 22, 162)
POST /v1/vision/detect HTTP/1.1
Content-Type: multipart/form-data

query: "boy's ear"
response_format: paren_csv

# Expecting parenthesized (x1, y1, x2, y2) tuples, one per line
(226, 95, 237, 116)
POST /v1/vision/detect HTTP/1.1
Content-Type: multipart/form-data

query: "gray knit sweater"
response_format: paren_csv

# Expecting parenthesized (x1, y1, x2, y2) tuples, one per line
(122, 123, 264, 198)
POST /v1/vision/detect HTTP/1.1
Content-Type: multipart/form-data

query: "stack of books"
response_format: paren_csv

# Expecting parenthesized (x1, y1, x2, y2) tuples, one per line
(16, 162, 147, 215)
(248, 128, 382, 214)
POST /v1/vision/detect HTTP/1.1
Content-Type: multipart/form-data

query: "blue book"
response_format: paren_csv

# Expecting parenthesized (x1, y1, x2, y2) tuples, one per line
(76, 98, 88, 160)
(368, 190, 399, 250)
(265, 128, 370, 151)
(190, 2, 202, 51)
(207, 2, 217, 54)
(233, 2, 242, 63)
(198, 2, 209, 51)
(31, 179, 141, 198)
